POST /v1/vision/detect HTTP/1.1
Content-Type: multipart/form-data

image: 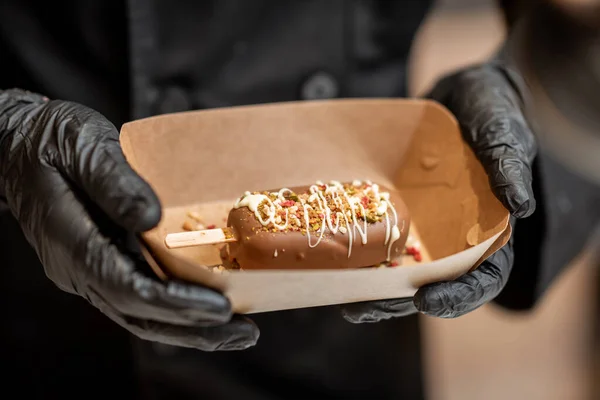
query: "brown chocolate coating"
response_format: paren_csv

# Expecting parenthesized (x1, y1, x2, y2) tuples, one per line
(226, 184, 410, 270)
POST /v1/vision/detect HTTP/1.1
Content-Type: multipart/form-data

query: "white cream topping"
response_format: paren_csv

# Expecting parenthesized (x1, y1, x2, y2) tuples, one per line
(233, 180, 404, 261)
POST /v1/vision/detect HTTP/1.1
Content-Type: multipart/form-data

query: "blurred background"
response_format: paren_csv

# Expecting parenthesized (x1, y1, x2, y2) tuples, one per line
(409, 1, 599, 399)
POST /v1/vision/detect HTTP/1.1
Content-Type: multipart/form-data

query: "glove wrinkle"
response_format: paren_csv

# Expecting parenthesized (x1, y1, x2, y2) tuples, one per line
(341, 298, 417, 323)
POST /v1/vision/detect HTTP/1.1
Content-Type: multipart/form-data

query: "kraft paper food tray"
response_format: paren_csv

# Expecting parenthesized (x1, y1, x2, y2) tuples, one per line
(120, 99, 511, 314)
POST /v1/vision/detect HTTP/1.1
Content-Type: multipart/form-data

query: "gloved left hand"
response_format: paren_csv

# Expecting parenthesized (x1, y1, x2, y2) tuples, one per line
(341, 61, 537, 321)
(0, 89, 259, 351)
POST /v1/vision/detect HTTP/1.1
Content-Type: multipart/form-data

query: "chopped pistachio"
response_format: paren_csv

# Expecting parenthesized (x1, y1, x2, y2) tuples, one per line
(365, 215, 379, 223)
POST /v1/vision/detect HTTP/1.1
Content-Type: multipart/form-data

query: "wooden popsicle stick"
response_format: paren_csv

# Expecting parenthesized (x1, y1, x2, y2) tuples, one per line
(165, 227, 237, 249)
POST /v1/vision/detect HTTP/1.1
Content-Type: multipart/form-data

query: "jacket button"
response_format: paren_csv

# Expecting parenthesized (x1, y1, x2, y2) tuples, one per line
(300, 72, 339, 100)
(153, 86, 192, 115)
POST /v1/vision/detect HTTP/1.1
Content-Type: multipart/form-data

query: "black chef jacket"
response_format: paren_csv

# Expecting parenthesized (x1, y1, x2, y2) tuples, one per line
(1, 1, 598, 399)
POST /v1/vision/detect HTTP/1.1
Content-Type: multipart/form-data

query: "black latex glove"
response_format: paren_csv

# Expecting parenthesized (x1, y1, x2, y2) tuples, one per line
(0, 89, 259, 350)
(342, 62, 537, 322)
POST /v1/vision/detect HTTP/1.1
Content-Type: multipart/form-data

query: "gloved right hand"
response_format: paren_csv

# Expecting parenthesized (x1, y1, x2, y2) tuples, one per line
(0, 88, 259, 351)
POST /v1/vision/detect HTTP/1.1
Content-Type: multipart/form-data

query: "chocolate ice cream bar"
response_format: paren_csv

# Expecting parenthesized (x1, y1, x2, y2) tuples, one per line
(226, 180, 410, 270)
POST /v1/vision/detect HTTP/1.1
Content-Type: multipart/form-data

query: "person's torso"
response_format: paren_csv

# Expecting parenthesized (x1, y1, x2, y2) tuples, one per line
(0, 0, 432, 123)
(0, 1, 432, 398)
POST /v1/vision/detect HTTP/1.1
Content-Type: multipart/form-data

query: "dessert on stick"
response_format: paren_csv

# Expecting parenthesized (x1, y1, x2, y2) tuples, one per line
(165, 180, 411, 270)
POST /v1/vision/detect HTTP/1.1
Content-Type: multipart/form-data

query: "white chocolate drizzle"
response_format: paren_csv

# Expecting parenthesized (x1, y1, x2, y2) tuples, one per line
(233, 181, 403, 261)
